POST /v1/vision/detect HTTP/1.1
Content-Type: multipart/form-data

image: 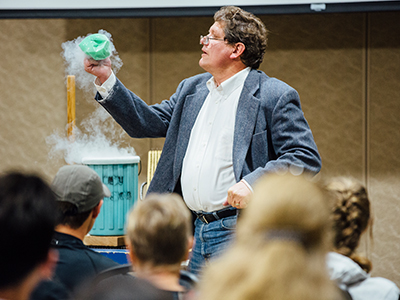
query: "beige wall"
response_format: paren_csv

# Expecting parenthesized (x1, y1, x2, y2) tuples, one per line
(368, 12, 400, 281)
(0, 11, 399, 284)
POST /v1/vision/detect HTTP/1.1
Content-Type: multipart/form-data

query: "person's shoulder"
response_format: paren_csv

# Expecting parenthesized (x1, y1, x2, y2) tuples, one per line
(350, 276, 400, 300)
(52, 232, 88, 254)
(363, 276, 399, 292)
(187, 72, 212, 80)
(180, 72, 212, 86)
(30, 279, 71, 300)
(251, 69, 295, 91)
(83, 247, 120, 269)
(172, 72, 211, 96)
(326, 252, 368, 286)
(78, 273, 175, 300)
(246, 70, 298, 107)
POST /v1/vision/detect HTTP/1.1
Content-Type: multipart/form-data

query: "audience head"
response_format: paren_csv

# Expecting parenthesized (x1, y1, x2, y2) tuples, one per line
(198, 173, 339, 300)
(0, 171, 58, 297)
(326, 176, 372, 273)
(125, 193, 192, 273)
(214, 6, 268, 69)
(51, 164, 110, 229)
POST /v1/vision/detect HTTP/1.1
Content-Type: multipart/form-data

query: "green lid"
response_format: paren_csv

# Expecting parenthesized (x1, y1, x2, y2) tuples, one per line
(79, 33, 111, 60)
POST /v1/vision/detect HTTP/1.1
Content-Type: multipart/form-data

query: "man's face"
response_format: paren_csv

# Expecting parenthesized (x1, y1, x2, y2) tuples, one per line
(199, 22, 233, 74)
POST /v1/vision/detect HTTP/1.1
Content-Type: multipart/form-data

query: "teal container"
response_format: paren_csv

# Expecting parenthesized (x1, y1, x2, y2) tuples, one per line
(82, 156, 140, 236)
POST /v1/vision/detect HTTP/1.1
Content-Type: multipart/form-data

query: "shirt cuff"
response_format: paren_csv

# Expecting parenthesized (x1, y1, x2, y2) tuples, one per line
(240, 179, 253, 193)
(94, 71, 116, 99)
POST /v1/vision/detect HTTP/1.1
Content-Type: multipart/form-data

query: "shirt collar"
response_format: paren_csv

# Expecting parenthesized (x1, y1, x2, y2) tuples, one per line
(207, 67, 251, 99)
(52, 231, 85, 247)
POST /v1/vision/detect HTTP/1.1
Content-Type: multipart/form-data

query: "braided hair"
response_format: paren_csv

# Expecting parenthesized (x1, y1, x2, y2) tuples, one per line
(326, 177, 372, 273)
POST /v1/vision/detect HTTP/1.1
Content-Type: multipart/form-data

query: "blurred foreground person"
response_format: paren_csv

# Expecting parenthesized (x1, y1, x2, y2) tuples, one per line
(326, 177, 400, 300)
(0, 172, 58, 300)
(197, 173, 344, 300)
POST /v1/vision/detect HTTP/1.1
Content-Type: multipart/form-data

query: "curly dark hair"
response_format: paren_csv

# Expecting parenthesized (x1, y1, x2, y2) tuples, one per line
(214, 6, 268, 69)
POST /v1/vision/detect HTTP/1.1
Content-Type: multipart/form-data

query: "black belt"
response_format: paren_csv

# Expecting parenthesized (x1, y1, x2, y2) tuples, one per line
(193, 208, 238, 224)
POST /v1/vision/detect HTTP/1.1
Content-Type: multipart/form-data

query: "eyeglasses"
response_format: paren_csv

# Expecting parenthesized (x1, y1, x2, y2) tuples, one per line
(200, 35, 226, 46)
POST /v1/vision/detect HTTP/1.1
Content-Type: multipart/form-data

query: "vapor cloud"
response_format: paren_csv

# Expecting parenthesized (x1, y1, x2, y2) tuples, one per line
(47, 30, 136, 165)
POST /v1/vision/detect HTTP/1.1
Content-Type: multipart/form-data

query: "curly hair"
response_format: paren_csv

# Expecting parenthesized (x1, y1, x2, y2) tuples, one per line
(326, 177, 372, 273)
(214, 6, 268, 69)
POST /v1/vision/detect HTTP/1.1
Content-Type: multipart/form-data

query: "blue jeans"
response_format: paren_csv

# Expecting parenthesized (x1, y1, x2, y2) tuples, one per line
(188, 210, 237, 275)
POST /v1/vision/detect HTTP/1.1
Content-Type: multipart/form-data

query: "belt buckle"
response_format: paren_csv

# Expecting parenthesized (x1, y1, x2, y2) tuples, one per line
(199, 214, 209, 224)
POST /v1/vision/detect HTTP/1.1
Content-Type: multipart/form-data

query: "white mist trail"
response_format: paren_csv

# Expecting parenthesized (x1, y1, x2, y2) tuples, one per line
(48, 30, 136, 164)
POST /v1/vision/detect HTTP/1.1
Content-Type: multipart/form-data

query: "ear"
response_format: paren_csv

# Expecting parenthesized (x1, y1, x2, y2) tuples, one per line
(38, 249, 59, 280)
(92, 200, 103, 219)
(125, 238, 138, 265)
(126, 241, 138, 266)
(230, 42, 245, 60)
(125, 238, 133, 264)
(184, 236, 194, 261)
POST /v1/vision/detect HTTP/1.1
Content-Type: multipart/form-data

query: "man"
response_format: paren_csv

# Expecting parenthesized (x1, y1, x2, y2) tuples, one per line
(125, 193, 195, 297)
(84, 6, 321, 274)
(0, 172, 59, 300)
(85, 193, 196, 299)
(31, 165, 119, 299)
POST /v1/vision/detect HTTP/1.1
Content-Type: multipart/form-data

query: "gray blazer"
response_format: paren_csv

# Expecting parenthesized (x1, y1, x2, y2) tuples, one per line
(96, 69, 321, 195)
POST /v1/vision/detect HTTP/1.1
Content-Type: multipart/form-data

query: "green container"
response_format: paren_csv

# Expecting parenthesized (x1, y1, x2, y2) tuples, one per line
(79, 33, 111, 60)
(82, 156, 140, 236)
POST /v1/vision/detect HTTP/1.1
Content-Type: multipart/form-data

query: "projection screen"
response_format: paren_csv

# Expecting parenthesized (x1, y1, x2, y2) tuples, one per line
(0, 0, 399, 18)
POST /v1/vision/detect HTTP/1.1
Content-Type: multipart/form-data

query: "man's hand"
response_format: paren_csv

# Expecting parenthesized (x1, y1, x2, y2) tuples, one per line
(83, 57, 112, 85)
(223, 181, 252, 209)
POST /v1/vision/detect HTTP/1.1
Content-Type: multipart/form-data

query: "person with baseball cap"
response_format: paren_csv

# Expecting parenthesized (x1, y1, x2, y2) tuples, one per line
(31, 165, 119, 300)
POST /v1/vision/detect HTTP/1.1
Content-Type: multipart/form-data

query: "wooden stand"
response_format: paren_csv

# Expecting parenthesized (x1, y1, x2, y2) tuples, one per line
(67, 75, 76, 141)
(83, 235, 126, 247)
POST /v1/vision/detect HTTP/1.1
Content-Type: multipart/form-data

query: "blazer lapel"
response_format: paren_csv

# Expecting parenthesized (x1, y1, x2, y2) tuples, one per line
(233, 70, 260, 181)
(173, 83, 209, 179)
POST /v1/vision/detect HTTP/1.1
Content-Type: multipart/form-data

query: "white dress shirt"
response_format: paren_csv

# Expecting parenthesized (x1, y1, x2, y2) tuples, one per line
(95, 68, 251, 212)
(181, 67, 250, 212)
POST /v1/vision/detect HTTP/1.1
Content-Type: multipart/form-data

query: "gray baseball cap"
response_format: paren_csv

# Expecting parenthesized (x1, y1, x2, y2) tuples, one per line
(52, 165, 111, 213)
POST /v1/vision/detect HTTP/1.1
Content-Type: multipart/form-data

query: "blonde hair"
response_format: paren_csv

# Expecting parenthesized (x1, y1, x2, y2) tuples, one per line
(126, 193, 192, 271)
(198, 173, 339, 300)
(326, 177, 372, 273)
